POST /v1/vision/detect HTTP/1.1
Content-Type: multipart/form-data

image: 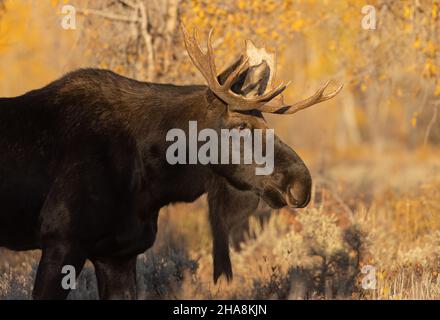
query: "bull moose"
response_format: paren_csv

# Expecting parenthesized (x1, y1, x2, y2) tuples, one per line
(0, 25, 342, 299)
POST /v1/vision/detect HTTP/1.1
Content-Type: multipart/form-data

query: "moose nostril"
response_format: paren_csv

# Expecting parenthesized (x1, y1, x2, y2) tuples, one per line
(289, 187, 299, 206)
(284, 186, 300, 208)
(287, 183, 310, 208)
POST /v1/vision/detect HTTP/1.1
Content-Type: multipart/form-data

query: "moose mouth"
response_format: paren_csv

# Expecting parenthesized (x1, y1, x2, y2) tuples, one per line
(261, 184, 310, 209)
(261, 185, 288, 209)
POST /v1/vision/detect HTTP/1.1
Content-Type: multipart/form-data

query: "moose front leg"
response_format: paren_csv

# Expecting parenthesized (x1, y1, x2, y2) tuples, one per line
(207, 179, 260, 283)
(33, 243, 86, 300)
(33, 171, 89, 300)
(91, 256, 137, 300)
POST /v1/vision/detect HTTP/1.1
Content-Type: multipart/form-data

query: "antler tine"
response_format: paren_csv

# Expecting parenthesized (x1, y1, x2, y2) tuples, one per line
(205, 28, 218, 80)
(320, 83, 343, 101)
(222, 56, 250, 89)
(259, 82, 343, 114)
(256, 81, 291, 102)
(181, 24, 218, 89)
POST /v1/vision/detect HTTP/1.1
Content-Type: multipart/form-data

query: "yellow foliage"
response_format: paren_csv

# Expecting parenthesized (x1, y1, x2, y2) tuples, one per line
(423, 41, 437, 57)
(432, 3, 438, 19)
(411, 114, 417, 128)
(435, 83, 440, 96)
(403, 5, 412, 19)
(291, 19, 304, 31)
(413, 38, 421, 49)
(0, 0, 75, 96)
(423, 59, 438, 77)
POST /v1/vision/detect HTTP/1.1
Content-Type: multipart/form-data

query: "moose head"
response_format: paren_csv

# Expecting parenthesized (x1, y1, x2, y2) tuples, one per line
(180, 25, 343, 209)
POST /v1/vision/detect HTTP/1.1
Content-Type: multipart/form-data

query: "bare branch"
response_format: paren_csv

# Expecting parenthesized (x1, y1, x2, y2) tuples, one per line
(138, 1, 156, 80)
(77, 8, 139, 23)
(424, 105, 439, 146)
(118, 0, 137, 9)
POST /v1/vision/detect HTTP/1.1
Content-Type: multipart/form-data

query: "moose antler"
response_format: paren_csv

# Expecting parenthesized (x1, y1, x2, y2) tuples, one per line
(181, 24, 289, 111)
(181, 24, 342, 114)
(259, 81, 343, 114)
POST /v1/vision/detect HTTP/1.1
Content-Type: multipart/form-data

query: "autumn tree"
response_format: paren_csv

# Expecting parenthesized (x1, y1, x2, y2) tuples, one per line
(348, 0, 440, 147)
(75, 0, 181, 81)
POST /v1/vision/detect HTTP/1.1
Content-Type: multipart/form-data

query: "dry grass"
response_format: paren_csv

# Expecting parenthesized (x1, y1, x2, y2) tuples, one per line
(2, 147, 440, 300)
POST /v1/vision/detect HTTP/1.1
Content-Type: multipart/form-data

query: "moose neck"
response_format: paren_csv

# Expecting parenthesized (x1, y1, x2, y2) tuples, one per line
(123, 84, 212, 137)
(125, 83, 215, 208)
